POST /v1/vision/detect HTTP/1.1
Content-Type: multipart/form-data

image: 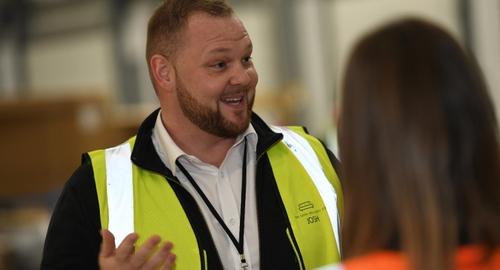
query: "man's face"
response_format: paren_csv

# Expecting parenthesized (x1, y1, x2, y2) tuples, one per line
(172, 12, 258, 138)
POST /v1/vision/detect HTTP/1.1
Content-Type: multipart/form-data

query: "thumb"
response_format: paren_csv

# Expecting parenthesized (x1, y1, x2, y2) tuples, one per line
(100, 229, 116, 258)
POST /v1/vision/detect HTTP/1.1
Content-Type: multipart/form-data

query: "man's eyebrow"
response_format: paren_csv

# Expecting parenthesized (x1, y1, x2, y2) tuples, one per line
(207, 43, 253, 55)
(207, 47, 231, 54)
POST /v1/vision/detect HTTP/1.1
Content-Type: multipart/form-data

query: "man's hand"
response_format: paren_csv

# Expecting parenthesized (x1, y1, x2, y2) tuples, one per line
(99, 229, 176, 270)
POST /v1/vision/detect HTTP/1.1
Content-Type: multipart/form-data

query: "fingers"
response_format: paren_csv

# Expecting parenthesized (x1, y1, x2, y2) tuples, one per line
(129, 235, 162, 268)
(99, 231, 176, 270)
(161, 252, 176, 270)
(99, 229, 116, 258)
(115, 232, 139, 261)
(143, 242, 175, 270)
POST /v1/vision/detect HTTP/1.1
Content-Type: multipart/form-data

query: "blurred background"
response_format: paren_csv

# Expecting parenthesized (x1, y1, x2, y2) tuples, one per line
(0, 0, 499, 268)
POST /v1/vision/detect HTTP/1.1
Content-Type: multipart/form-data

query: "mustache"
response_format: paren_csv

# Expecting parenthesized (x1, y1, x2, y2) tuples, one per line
(221, 87, 253, 96)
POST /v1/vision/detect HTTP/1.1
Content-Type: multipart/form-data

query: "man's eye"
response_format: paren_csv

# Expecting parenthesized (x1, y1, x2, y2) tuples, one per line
(243, 56, 253, 63)
(212, 62, 226, 69)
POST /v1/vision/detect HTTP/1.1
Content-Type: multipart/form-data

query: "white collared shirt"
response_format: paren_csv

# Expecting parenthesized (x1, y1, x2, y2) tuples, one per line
(151, 111, 260, 270)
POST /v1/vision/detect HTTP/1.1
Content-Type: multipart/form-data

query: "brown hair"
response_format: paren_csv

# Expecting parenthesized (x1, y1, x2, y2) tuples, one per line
(339, 18, 500, 270)
(146, 0, 233, 61)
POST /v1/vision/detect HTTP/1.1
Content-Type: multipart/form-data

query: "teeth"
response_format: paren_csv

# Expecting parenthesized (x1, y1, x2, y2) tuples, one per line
(222, 97, 243, 103)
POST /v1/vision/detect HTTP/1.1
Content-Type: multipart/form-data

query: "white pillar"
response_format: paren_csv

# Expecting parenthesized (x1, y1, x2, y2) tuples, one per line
(470, 0, 500, 119)
(294, 0, 335, 137)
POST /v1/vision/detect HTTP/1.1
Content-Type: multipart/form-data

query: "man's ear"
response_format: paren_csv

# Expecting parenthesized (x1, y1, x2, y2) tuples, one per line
(150, 54, 175, 91)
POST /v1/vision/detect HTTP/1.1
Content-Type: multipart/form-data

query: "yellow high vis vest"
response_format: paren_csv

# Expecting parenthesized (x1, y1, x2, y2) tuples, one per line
(89, 126, 343, 269)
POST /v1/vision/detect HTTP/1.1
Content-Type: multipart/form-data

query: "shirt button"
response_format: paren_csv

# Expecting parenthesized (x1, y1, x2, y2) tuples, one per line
(229, 218, 236, 226)
(220, 172, 225, 178)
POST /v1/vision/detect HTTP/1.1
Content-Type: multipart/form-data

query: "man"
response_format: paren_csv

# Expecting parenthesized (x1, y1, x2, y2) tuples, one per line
(41, 0, 343, 269)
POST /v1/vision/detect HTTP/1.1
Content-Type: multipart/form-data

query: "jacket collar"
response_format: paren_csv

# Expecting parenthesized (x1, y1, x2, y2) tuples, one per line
(131, 108, 283, 177)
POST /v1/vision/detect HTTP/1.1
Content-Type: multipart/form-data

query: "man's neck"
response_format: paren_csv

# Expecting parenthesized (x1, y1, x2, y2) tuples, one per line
(161, 113, 237, 167)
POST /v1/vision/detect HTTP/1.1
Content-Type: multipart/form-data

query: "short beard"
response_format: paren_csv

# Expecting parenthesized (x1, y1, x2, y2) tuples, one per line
(176, 77, 253, 138)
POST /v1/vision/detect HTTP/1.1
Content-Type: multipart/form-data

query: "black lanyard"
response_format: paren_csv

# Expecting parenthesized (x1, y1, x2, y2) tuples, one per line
(175, 137, 249, 269)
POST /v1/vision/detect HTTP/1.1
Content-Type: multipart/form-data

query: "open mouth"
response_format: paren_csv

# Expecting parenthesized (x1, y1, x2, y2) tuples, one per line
(221, 95, 244, 105)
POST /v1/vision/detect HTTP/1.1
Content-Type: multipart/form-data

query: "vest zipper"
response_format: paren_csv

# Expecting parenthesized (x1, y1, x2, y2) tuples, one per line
(286, 228, 305, 270)
(163, 174, 221, 269)
(255, 142, 306, 269)
(256, 139, 282, 162)
(201, 249, 208, 270)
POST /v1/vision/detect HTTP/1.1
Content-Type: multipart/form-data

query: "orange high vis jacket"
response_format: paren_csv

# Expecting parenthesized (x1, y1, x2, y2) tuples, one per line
(337, 246, 500, 270)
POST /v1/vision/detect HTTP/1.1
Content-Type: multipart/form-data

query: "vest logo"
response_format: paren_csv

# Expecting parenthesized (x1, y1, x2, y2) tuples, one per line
(298, 201, 314, 211)
(307, 215, 320, 224)
(284, 141, 300, 154)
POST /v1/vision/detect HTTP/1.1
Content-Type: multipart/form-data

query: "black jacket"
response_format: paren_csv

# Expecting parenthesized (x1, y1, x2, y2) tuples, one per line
(41, 109, 341, 269)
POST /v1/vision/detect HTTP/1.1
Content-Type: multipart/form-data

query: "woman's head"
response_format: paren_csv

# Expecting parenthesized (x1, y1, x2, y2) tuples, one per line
(339, 18, 500, 270)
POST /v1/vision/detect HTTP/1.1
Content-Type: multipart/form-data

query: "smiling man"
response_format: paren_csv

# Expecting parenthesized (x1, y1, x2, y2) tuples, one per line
(41, 1, 343, 269)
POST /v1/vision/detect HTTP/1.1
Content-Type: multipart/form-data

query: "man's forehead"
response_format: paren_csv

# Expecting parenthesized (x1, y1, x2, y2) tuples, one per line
(184, 12, 248, 43)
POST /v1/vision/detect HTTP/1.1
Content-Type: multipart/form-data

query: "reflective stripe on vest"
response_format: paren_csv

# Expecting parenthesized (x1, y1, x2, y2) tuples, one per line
(268, 126, 342, 268)
(275, 126, 341, 250)
(90, 140, 135, 246)
(89, 137, 202, 270)
(89, 127, 342, 269)
(106, 141, 134, 245)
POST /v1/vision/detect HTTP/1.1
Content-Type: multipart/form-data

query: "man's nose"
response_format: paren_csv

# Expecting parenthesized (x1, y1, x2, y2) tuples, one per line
(229, 64, 252, 86)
